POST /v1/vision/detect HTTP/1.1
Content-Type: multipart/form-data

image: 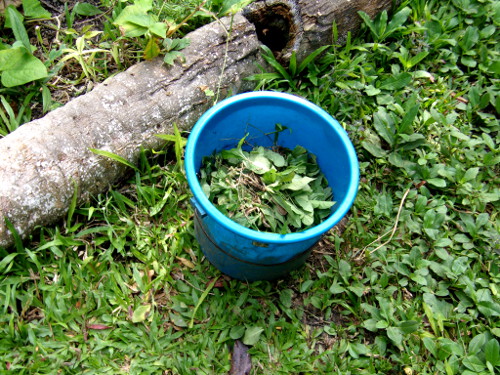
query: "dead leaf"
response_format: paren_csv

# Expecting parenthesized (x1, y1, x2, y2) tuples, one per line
(131, 304, 151, 323)
(176, 256, 195, 269)
(212, 278, 225, 288)
(87, 324, 112, 330)
(229, 340, 251, 375)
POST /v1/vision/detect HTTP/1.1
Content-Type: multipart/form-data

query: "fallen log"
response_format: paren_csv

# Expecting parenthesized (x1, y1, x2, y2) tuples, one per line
(0, 0, 392, 248)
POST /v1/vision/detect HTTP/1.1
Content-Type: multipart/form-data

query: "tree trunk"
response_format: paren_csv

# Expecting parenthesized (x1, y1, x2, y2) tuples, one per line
(0, 0, 392, 248)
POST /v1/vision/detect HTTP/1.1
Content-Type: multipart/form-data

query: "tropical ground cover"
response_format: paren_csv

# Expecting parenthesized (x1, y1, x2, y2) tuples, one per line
(0, 0, 499, 373)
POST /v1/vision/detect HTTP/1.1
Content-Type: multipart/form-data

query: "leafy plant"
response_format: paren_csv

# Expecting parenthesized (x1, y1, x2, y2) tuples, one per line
(357, 6, 412, 43)
(248, 44, 330, 91)
(60, 31, 111, 81)
(0, 6, 49, 87)
(113, 0, 202, 62)
(199, 129, 334, 233)
(0, 92, 35, 135)
(162, 37, 191, 65)
(113, 0, 168, 59)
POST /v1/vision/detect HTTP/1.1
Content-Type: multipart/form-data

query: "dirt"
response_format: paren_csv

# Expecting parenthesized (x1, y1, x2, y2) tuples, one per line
(40, 0, 103, 15)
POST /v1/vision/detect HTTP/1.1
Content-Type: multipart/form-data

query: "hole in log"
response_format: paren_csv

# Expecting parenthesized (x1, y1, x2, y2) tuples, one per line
(244, 1, 301, 61)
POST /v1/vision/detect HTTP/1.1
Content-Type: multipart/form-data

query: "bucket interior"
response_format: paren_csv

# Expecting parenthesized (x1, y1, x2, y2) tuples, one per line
(188, 93, 358, 224)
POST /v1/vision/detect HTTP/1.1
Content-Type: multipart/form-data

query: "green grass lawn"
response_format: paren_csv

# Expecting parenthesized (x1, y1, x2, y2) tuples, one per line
(1, 0, 499, 373)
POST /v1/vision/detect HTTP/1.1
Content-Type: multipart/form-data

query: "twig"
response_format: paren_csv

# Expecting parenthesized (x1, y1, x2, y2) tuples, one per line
(354, 188, 411, 260)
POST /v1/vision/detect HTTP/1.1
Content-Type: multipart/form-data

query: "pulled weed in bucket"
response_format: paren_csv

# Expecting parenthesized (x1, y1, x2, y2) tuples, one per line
(199, 129, 335, 234)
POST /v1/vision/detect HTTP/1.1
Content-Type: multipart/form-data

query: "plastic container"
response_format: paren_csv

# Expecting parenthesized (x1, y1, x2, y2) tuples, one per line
(185, 92, 359, 281)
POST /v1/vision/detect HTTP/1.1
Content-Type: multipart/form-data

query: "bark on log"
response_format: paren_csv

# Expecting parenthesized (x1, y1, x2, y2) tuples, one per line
(0, 0, 392, 248)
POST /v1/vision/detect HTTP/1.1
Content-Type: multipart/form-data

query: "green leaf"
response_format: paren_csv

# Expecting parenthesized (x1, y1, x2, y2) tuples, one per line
(1, 51, 48, 87)
(298, 45, 329, 73)
(0, 47, 25, 71)
(89, 148, 139, 172)
(283, 175, 315, 191)
(461, 56, 477, 68)
(379, 72, 412, 91)
(263, 149, 286, 167)
(330, 282, 346, 294)
(243, 326, 264, 346)
(73, 2, 103, 16)
(461, 167, 479, 183)
(460, 26, 479, 50)
(260, 45, 294, 86)
(246, 72, 282, 81)
(0, 253, 17, 274)
(41, 85, 52, 113)
(485, 339, 500, 366)
(66, 181, 79, 231)
(423, 337, 438, 357)
(427, 178, 447, 188)
(358, 11, 379, 40)
(435, 238, 452, 247)
(4, 217, 24, 252)
(230, 326, 246, 340)
(374, 192, 393, 217)
(477, 301, 500, 317)
(373, 108, 396, 146)
(288, 51, 297, 76)
(362, 140, 387, 157)
(295, 194, 313, 212)
(365, 85, 381, 96)
(386, 327, 403, 348)
(462, 356, 486, 372)
(246, 154, 272, 174)
(409, 51, 429, 68)
(398, 320, 419, 334)
(149, 22, 167, 38)
(310, 200, 335, 209)
(397, 133, 426, 151)
(375, 320, 389, 329)
(398, 104, 419, 135)
(7, 7, 31, 52)
(134, 0, 153, 11)
(387, 7, 411, 34)
(338, 259, 351, 280)
(114, 5, 151, 37)
(163, 37, 190, 51)
(123, 13, 154, 29)
(218, 0, 254, 15)
(132, 304, 151, 323)
(469, 333, 489, 355)
(3, 5, 23, 29)
(22, 0, 51, 18)
(164, 51, 184, 65)
(169, 312, 188, 327)
(279, 289, 293, 308)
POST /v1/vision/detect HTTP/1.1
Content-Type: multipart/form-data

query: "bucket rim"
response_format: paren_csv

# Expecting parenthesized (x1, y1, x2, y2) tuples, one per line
(185, 91, 359, 245)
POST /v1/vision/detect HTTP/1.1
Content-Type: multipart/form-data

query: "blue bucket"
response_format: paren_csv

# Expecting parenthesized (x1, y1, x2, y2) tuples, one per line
(185, 92, 359, 281)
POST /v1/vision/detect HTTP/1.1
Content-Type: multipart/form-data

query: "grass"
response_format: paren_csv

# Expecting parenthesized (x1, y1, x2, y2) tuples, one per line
(1, 0, 500, 373)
